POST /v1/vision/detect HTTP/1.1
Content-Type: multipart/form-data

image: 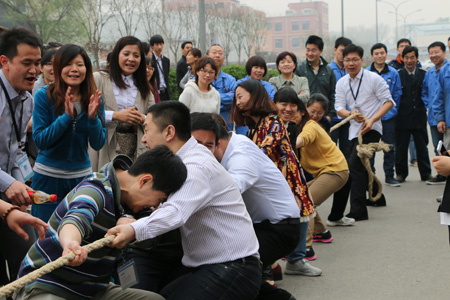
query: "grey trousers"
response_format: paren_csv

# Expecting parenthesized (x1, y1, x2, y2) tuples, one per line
(15, 283, 165, 300)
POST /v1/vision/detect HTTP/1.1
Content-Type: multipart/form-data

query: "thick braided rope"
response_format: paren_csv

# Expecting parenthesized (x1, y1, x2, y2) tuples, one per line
(330, 113, 391, 202)
(0, 234, 116, 298)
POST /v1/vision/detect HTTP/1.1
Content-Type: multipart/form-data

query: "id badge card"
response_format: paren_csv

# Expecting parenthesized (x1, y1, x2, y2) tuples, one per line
(17, 152, 33, 182)
(117, 259, 139, 289)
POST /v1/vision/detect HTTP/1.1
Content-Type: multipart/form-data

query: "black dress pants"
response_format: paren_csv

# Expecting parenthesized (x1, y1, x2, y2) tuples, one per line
(348, 130, 382, 218)
(395, 128, 431, 180)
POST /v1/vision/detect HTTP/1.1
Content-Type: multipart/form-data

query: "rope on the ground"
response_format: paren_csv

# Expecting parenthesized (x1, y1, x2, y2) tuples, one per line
(0, 234, 116, 298)
(330, 113, 391, 202)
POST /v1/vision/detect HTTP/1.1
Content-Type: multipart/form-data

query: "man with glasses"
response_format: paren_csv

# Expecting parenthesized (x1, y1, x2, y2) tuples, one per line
(335, 44, 394, 221)
(295, 35, 336, 122)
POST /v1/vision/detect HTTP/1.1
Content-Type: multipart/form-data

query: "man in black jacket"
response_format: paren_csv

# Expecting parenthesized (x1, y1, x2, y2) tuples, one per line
(150, 34, 171, 100)
(176, 41, 192, 95)
(295, 35, 336, 121)
(395, 46, 432, 183)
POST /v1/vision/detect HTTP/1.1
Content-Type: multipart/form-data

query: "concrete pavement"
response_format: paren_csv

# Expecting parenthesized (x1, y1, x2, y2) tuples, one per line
(280, 148, 449, 300)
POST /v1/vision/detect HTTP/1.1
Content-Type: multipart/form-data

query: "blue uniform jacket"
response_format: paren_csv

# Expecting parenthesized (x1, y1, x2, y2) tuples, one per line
(33, 86, 107, 170)
(211, 70, 245, 133)
(423, 60, 448, 126)
(366, 64, 402, 121)
(432, 62, 450, 125)
(236, 75, 276, 100)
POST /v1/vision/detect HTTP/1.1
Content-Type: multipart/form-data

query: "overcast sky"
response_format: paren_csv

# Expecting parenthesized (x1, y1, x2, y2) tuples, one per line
(240, 0, 447, 32)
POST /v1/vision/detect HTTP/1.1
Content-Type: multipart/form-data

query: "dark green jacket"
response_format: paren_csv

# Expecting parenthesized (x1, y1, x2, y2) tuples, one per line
(295, 57, 337, 117)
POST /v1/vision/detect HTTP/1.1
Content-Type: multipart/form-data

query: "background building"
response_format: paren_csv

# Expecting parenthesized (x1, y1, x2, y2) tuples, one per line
(264, 1, 329, 59)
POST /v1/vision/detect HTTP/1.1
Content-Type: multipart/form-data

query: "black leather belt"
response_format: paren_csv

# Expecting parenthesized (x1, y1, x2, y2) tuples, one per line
(229, 255, 261, 266)
(159, 87, 167, 94)
(276, 218, 300, 225)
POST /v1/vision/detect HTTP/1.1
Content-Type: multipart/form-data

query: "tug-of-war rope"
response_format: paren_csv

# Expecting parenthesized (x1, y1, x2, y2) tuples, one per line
(330, 112, 391, 202)
(0, 235, 116, 298)
(0, 113, 391, 298)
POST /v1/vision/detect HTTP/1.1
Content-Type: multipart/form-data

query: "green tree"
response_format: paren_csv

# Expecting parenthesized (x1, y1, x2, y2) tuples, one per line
(0, 0, 84, 43)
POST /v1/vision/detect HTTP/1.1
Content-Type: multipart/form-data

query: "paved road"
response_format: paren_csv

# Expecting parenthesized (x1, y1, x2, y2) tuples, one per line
(2, 144, 448, 300)
(280, 146, 449, 300)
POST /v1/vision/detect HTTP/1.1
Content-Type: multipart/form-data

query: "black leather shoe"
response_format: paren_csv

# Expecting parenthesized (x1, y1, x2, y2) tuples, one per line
(396, 175, 405, 183)
(365, 194, 386, 207)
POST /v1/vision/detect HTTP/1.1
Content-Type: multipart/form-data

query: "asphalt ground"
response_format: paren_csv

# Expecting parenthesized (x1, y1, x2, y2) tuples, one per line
(2, 138, 448, 300)
(279, 142, 449, 300)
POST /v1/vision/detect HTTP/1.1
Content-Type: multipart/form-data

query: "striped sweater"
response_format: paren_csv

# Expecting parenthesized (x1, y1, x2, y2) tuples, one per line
(18, 156, 131, 300)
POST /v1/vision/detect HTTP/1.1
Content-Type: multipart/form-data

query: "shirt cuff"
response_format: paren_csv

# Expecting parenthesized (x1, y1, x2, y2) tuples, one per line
(105, 111, 114, 123)
(130, 218, 153, 242)
(0, 170, 17, 193)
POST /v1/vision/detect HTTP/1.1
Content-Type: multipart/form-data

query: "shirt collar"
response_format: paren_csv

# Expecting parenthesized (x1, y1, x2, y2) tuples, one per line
(175, 136, 196, 160)
(350, 68, 364, 81)
(406, 67, 416, 75)
(153, 52, 163, 60)
(121, 74, 135, 86)
(221, 132, 236, 167)
(370, 63, 389, 75)
(307, 58, 323, 68)
(0, 70, 25, 101)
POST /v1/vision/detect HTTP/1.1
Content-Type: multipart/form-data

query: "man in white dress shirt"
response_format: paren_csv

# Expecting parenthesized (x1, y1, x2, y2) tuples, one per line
(335, 44, 394, 221)
(107, 101, 262, 300)
(191, 112, 317, 299)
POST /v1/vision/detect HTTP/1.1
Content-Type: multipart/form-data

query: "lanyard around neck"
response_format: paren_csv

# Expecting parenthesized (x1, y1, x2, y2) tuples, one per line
(349, 70, 364, 102)
(0, 78, 24, 149)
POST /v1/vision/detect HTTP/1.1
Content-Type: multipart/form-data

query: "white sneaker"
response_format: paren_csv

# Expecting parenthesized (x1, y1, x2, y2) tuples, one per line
(285, 259, 322, 276)
(327, 216, 355, 226)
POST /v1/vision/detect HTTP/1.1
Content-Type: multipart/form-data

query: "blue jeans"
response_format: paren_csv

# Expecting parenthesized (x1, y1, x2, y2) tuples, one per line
(286, 221, 309, 263)
(31, 172, 84, 223)
(409, 135, 417, 162)
(160, 257, 261, 300)
(382, 118, 396, 178)
(430, 125, 443, 156)
(369, 118, 396, 178)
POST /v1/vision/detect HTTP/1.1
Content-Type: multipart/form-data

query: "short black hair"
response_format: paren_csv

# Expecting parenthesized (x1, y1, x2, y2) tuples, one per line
(211, 113, 230, 140)
(142, 42, 150, 54)
(276, 51, 297, 71)
(428, 41, 446, 52)
(245, 56, 267, 77)
(334, 37, 352, 49)
(343, 44, 364, 58)
(307, 93, 329, 114)
(397, 38, 411, 48)
(181, 41, 193, 49)
(305, 35, 324, 51)
(129, 145, 187, 196)
(191, 112, 219, 143)
(147, 101, 191, 142)
(402, 45, 418, 58)
(273, 87, 301, 107)
(106, 52, 112, 64)
(41, 48, 57, 66)
(0, 27, 43, 60)
(190, 113, 229, 142)
(150, 34, 164, 46)
(370, 43, 387, 55)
